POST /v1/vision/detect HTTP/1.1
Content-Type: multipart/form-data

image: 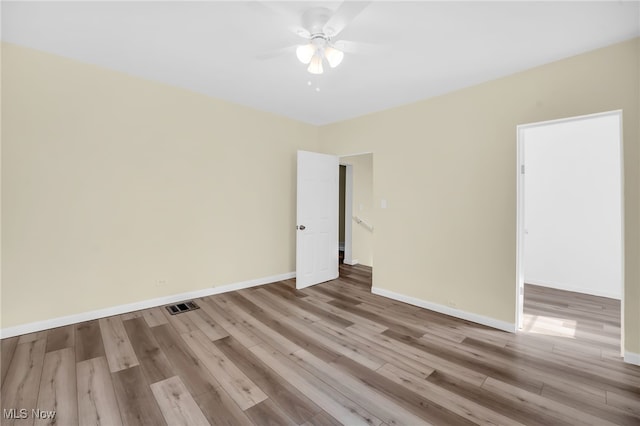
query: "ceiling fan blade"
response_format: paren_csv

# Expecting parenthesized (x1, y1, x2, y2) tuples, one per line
(257, 45, 297, 61)
(288, 25, 311, 39)
(333, 39, 381, 55)
(323, 1, 371, 38)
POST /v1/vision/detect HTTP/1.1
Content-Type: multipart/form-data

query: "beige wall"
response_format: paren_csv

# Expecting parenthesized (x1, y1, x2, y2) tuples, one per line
(342, 154, 374, 267)
(2, 39, 639, 357)
(319, 38, 640, 356)
(1, 43, 318, 328)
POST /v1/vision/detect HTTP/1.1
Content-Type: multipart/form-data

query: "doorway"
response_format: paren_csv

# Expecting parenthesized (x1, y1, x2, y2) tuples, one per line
(339, 153, 374, 271)
(516, 110, 624, 355)
(339, 165, 346, 264)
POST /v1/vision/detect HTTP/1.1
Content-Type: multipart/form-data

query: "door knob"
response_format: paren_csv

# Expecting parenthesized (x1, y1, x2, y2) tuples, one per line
(297, 225, 306, 230)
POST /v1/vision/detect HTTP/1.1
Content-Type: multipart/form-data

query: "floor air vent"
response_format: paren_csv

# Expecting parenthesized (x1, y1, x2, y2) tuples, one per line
(165, 301, 200, 315)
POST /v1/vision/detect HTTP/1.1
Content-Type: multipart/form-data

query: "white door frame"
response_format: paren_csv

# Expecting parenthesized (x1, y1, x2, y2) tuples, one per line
(515, 110, 624, 356)
(339, 152, 374, 267)
(342, 164, 355, 265)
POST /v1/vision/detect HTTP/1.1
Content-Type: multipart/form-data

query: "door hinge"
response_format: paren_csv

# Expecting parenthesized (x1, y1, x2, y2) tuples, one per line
(520, 165, 525, 174)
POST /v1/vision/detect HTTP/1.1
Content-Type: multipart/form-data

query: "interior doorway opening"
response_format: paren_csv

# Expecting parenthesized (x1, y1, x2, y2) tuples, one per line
(516, 110, 624, 357)
(339, 153, 374, 275)
(339, 165, 346, 264)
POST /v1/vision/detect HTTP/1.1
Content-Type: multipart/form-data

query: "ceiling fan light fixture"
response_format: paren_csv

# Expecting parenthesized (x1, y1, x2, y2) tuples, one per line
(307, 54, 324, 74)
(296, 43, 316, 64)
(324, 46, 344, 68)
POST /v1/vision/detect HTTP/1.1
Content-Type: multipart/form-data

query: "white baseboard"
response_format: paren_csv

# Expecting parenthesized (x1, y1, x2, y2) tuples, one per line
(525, 278, 621, 300)
(371, 287, 516, 333)
(0, 272, 295, 339)
(343, 259, 359, 266)
(624, 351, 640, 366)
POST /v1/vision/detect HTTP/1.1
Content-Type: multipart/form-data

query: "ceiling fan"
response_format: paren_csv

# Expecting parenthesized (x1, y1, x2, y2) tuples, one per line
(257, 1, 372, 75)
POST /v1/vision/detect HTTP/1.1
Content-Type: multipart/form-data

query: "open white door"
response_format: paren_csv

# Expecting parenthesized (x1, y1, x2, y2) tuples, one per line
(296, 150, 339, 289)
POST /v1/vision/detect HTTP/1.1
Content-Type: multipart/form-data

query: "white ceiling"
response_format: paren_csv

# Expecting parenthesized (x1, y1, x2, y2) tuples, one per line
(2, 1, 639, 125)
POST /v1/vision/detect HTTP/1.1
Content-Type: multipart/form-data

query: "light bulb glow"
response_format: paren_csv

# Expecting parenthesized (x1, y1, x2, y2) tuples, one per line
(324, 46, 344, 68)
(307, 54, 323, 74)
(296, 44, 316, 64)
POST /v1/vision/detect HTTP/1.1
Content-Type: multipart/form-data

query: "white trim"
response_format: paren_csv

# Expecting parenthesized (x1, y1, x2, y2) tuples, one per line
(0, 272, 295, 339)
(516, 110, 625, 357)
(371, 287, 516, 333)
(516, 125, 526, 330)
(624, 351, 640, 366)
(517, 110, 623, 129)
(343, 163, 354, 265)
(618, 112, 625, 356)
(339, 151, 373, 159)
(525, 279, 621, 300)
(338, 152, 374, 270)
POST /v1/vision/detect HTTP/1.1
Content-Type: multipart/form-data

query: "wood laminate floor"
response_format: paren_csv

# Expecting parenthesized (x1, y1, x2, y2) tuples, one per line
(1, 265, 639, 425)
